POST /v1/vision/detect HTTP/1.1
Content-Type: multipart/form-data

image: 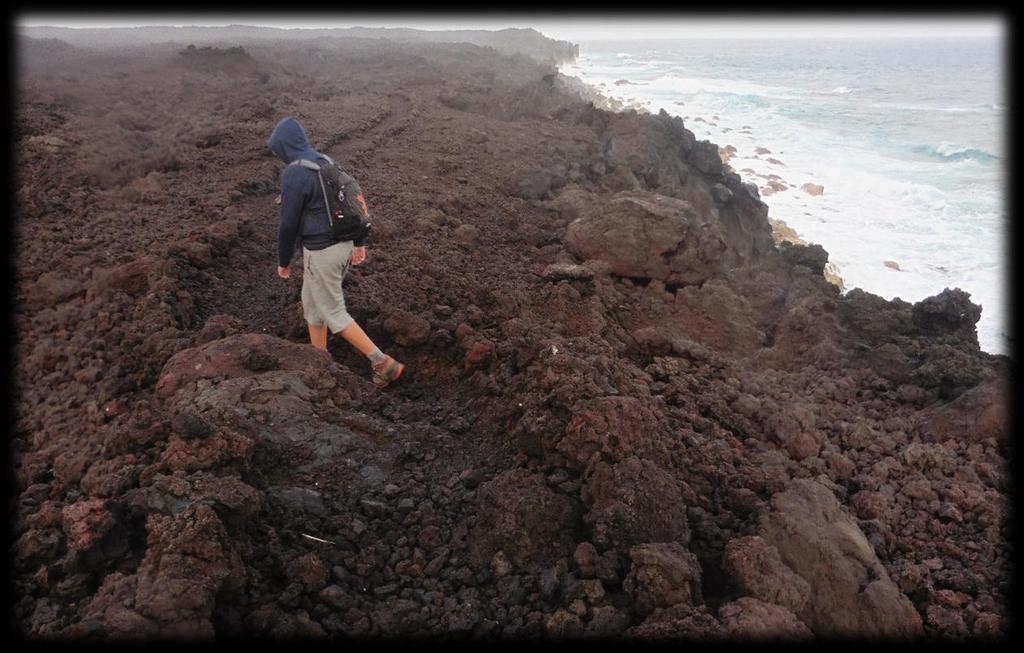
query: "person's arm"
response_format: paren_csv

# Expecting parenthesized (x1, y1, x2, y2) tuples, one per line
(277, 166, 307, 273)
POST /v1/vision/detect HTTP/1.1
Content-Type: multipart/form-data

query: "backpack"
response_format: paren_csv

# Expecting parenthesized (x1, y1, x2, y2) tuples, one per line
(293, 155, 372, 244)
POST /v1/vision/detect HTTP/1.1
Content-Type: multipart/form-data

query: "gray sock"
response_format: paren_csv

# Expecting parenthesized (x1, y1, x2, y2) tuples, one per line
(368, 347, 387, 365)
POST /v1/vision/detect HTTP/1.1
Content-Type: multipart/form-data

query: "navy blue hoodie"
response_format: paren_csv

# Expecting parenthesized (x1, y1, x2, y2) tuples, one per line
(267, 117, 338, 267)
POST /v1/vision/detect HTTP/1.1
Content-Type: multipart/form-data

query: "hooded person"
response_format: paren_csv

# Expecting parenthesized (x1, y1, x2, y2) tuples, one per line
(268, 116, 405, 388)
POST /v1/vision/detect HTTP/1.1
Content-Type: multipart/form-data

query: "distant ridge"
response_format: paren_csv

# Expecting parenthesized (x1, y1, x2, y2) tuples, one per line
(19, 24, 579, 63)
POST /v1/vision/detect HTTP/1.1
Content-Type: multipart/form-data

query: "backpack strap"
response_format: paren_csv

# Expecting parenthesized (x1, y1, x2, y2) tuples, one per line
(288, 159, 335, 236)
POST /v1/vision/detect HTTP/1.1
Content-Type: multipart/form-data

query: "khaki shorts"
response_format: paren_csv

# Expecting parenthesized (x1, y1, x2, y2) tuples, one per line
(301, 240, 355, 333)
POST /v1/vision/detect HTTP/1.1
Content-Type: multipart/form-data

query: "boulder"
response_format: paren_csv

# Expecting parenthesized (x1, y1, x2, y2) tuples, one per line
(85, 255, 166, 300)
(603, 109, 693, 190)
(758, 479, 924, 638)
(911, 288, 982, 344)
(69, 503, 246, 638)
(564, 191, 728, 285)
(559, 395, 663, 467)
(155, 333, 339, 408)
(123, 472, 263, 519)
(689, 140, 723, 175)
(710, 183, 734, 205)
(722, 536, 810, 615)
(380, 306, 432, 347)
(778, 242, 829, 276)
(627, 604, 724, 639)
(25, 272, 84, 308)
(505, 169, 552, 200)
(469, 468, 580, 570)
(584, 457, 690, 552)
(917, 377, 1007, 443)
(62, 499, 115, 552)
(623, 542, 702, 616)
(763, 402, 821, 461)
(718, 597, 813, 640)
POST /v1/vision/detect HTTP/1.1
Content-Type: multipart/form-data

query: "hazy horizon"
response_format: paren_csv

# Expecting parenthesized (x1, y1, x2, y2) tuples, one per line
(17, 14, 1005, 43)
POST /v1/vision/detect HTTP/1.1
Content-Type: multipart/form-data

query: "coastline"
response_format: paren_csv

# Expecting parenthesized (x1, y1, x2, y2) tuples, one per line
(557, 67, 847, 294)
(557, 46, 1005, 356)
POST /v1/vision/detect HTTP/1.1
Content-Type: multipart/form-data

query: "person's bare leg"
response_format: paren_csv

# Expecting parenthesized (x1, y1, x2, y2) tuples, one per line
(338, 321, 377, 356)
(308, 322, 328, 350)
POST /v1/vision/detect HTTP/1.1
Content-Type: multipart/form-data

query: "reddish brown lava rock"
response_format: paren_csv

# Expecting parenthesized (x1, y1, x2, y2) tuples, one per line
(196, 314, 246, 345)
(564, 190, 729, 285)
(289, 553, 329, 592)
(764, 402, 821, 461)
(380, 306, 432, 347)
(156, 430, 254, 474)
(627, 604, 725, 639)
(68, 503, 247, 638)
(560, 395, 663, 468)
(917, 377, 1007, 443)
(463, 337, 495, 370)
(85, 256, 166, 300)
(62, 499, 115, 552)
(851, 490, 893, 521)
(26, 272, 84, 308)
(79, 455, 142, 498)
(584, 457, 690, 552)
(155, 333, 337, 407)
(623, 542, 703, 616)
(718, 597, 813, 640)
(469, 468, 580, 570)
(722, 535, 811, 615)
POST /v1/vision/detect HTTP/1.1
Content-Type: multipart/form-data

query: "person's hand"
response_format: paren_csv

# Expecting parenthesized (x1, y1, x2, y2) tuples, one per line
(277, 265, 290, 279)
(352, 246, 367, 266)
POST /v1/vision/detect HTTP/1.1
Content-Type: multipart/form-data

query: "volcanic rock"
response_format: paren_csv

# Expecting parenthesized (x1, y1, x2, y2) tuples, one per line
(61, 499, 115, 552)
(717, 597, 813, 640)
(584, 457, 690, 552)
(722, 535, 810, 615)
(469, 468, 580, 570)
(758, 479, 924, 638)
(623, 542, 702, 616)
(564, 191, 728, 285)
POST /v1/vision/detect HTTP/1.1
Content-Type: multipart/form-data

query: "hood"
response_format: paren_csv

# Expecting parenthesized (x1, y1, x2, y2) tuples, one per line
(267, 116, 321, 164)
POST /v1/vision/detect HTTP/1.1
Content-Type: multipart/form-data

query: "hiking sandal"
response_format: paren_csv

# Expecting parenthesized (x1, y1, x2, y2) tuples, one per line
(372, 356, 405, 388)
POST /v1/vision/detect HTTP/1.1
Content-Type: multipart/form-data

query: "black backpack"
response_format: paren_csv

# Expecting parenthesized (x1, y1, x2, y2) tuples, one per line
(293, 155, 372, 244)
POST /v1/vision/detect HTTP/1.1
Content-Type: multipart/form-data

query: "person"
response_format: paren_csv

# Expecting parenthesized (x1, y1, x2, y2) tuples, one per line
(267, 116, 405, 388)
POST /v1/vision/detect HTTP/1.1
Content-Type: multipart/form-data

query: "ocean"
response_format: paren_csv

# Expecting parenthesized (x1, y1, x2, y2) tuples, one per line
(560, 37, 1007, 355)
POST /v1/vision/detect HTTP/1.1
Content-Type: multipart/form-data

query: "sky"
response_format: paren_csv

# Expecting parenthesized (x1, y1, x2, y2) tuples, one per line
(16, 14, 1005, 42)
